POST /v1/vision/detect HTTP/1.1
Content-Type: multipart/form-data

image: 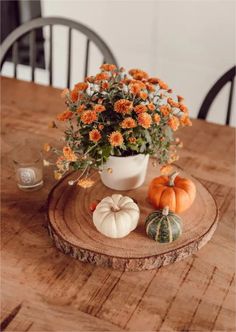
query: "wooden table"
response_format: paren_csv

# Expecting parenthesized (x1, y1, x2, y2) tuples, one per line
(1, 77, 235, 332)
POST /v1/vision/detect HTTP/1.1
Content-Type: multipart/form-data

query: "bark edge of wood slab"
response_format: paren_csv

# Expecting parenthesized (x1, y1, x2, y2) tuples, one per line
(47, 164, 219, 271)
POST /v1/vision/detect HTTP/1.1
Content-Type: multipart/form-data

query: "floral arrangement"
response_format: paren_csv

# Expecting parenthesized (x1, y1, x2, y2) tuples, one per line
(45, 64, 192, 187)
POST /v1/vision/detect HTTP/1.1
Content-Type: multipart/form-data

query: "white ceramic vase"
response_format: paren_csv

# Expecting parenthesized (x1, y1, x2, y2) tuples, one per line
(100, 154, 149, 190)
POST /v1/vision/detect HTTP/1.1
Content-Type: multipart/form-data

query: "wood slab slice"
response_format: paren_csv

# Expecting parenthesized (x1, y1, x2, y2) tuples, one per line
(47, 163, 219, 271)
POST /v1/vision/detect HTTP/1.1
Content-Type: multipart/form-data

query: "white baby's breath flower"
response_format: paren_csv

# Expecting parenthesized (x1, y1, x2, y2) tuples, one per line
(86, 88, 93, 96)
(172, 108, 181, 116)
(174, 110, 185, 118)
(93, 85, 100, 92)
(122, 85, 128, 93)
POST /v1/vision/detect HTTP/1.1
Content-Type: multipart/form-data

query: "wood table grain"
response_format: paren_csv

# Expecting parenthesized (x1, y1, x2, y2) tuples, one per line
(1, 77, 235, 332)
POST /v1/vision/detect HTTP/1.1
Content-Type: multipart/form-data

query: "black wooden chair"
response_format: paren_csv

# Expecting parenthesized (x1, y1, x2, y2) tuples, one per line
(0, 16, 118, 88)
(198, 66, 236, 125)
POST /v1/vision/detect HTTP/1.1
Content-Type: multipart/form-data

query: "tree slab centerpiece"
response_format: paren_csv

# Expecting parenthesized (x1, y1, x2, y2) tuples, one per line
(47, 163, 219, 271)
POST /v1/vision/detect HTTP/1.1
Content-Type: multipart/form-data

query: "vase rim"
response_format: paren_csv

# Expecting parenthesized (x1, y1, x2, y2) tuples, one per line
(108, 154, 149, 160)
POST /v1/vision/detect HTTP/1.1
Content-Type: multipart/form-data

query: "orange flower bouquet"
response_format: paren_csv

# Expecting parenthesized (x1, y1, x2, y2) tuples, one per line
(47, 64, 192, 189)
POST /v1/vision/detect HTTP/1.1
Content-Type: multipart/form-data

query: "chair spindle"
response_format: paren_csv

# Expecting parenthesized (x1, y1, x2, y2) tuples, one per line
(29, 30, 36, 82)
(67, 27, 72, 89)
(12, 41, 18, 78)
(226, 78, 234, 125)
(84, 39, 90, 79)
(49, 25, 53, 85)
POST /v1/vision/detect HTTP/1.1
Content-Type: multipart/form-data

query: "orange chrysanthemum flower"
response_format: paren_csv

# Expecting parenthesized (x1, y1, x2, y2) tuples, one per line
(98, 124, 104, 130)
(85, 76, 95, 83)
(120, 117, 137, 129)
(158, 79, 169, 90)
(129, 83, 141, 95)
(134, 104, 147, 114)
(129, 69, 148, 80)
(121, 78, 132, 85)
(89, 129, 101, 142)
(74, 82, 88, 91)
(179, 104, 188, 113)
(114, 99, 133, 114)
(43, 143, 51, 152)
(61, 88, 69, 98)
(168, 116, 180, 131)
(93, 104, 106, 112)
(95, 72, 109, 81)
(81, 110, 98, 124)
(167, 98, 179, 108)
(129, 137, 137, 144)
(130, 80, 146, 89)
(148, 77, 159, 84)
(57, 110, 73, 121)
(147, 103, 155, 111)
(139, 91, 148, 100)
(138, 113, 152, 129)
(160, 105, 170, 117)
(63, 146, 77, 161)
(146, 83, 155, 92)
(77, 104, 86, 113)
(100, 64, 117, 71)
(160, 164, 173, 175)
(177, 95, 184, 103)
(101, 81, 109, 90)
(54, 170, 62, 180)
(77, 178, 95, 188)
(70, 89, 79, 102)
(153, 114, 160, 124)
(109, 131, 124, 146)
(180, 115, 192, 126)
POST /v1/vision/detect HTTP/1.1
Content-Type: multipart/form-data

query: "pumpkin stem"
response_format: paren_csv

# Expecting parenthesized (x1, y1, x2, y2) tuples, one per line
(111, 205, 120, 212)
(168, 171, 179, 186)
(162, 206, 169, 216)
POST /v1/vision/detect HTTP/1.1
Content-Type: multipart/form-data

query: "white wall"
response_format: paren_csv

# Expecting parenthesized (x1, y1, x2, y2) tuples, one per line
(2, 0, 236, 125)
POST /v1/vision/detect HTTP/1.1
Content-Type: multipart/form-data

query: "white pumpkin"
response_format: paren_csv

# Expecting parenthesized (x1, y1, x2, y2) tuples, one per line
(93, 194, 140, 238)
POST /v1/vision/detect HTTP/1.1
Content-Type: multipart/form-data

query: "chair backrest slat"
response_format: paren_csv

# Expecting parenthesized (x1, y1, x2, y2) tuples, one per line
(84, 39, 90, 79)
(226, 77, 235, 125)
(12, 41, 18, 78)
(49, 25, 53, 85)
(198, 66, 236, 126)
(0, 17, 118, 88)
(67, 27, 72, 89)
(29, 30, 36, 82)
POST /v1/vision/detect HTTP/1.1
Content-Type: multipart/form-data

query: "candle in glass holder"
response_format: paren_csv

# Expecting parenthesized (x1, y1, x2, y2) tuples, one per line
(13, 147, 44, 191)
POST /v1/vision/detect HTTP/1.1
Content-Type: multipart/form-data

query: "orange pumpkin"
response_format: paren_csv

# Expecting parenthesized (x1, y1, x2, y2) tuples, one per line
(148, 171, 196, 213)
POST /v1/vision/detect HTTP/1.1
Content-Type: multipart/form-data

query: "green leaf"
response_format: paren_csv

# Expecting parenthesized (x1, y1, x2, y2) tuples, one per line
(140, 143, 146, 153)
(144, 130, 152, 144)
(102, 145, 112, 159)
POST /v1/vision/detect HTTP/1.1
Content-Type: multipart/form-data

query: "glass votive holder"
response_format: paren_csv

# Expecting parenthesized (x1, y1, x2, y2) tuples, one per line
(13, 151, 44, 191)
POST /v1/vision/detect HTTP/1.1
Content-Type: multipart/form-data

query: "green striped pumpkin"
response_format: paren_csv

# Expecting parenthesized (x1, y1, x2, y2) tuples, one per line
(145, 207, 182, 243)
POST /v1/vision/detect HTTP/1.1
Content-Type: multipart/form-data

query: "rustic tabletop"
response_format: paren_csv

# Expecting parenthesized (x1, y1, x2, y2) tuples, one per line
(1, 77, 235, 332)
